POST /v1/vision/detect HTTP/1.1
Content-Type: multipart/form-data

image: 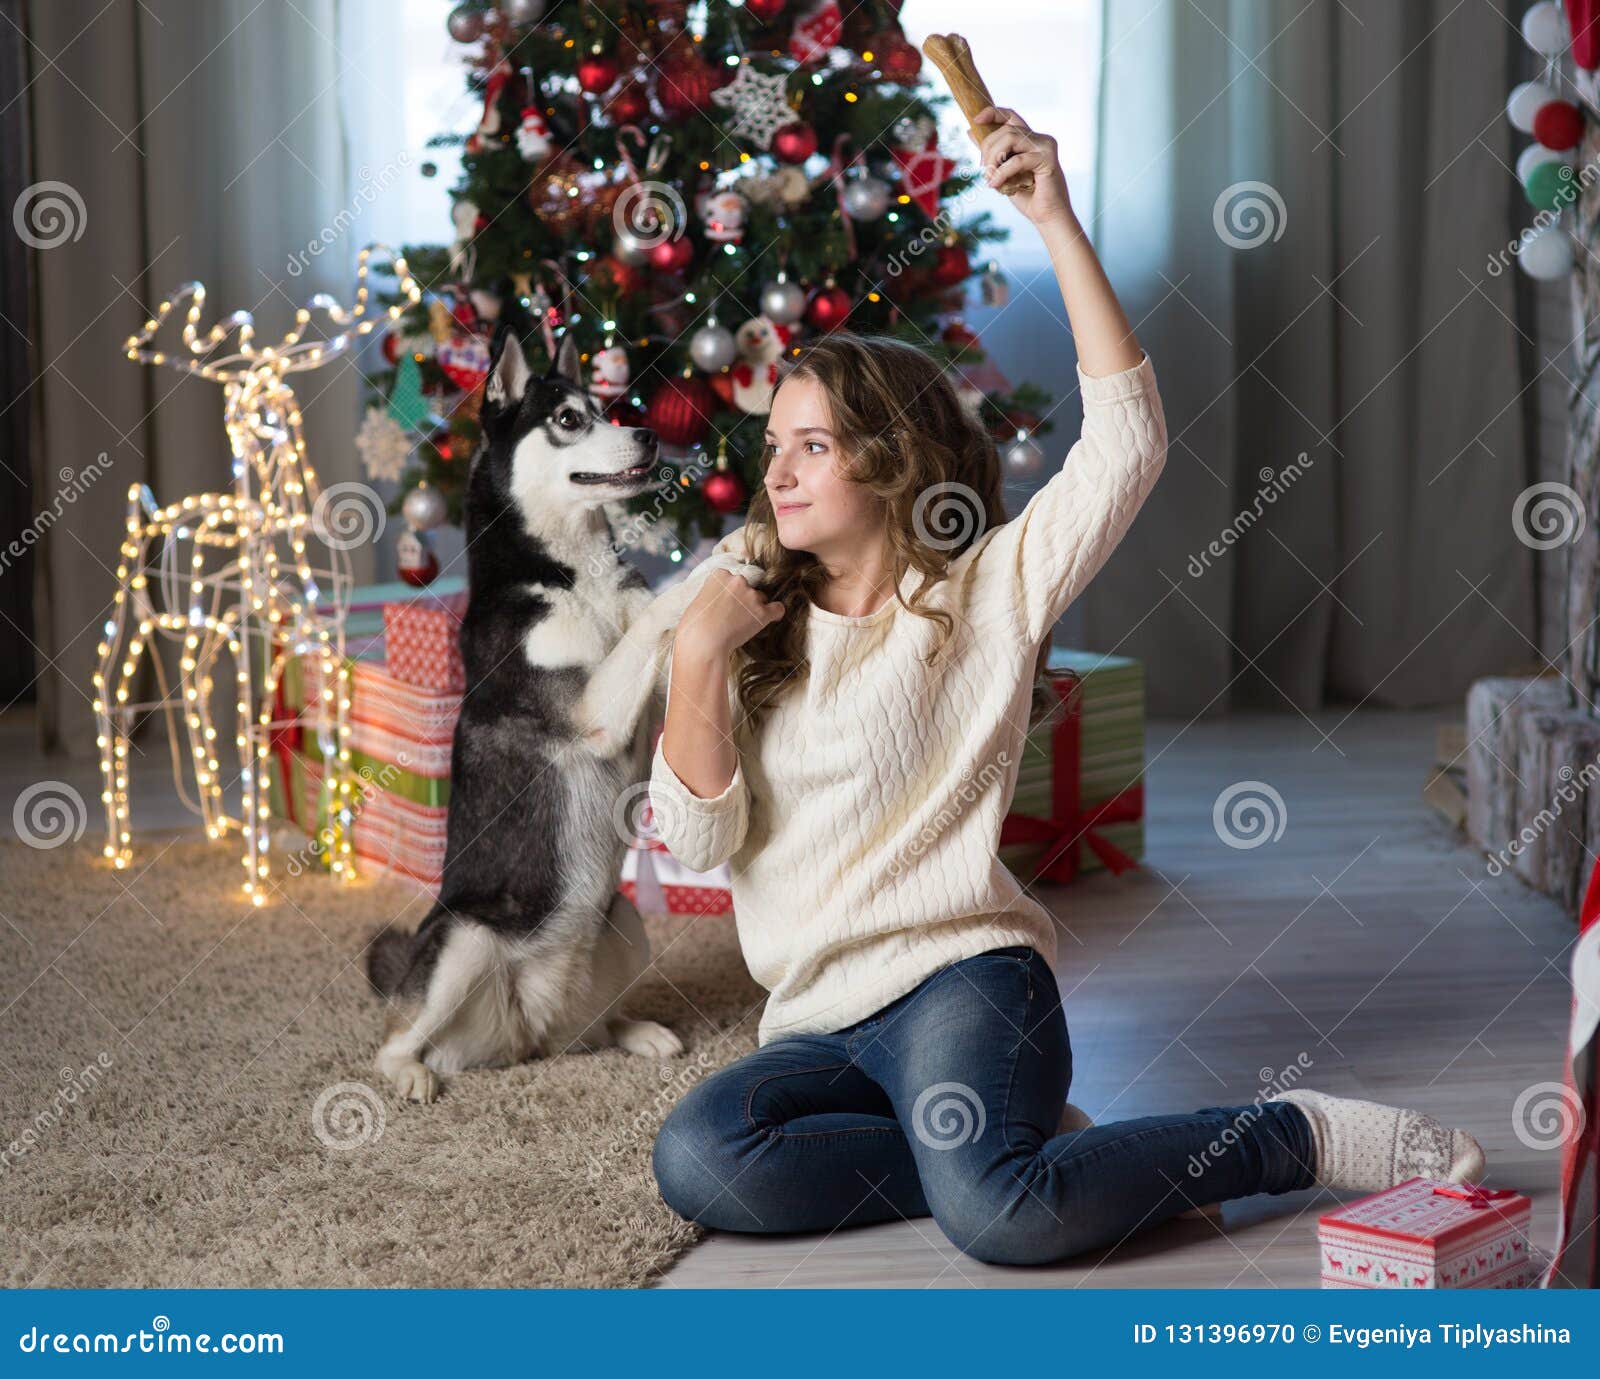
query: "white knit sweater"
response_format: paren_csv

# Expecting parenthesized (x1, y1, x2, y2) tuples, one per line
(649, 350, 1167, 1046)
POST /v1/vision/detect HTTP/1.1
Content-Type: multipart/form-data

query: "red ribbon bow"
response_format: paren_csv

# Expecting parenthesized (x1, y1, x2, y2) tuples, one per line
(1432, 1184, 1520, 1209)
(998, 670, 1142, 884)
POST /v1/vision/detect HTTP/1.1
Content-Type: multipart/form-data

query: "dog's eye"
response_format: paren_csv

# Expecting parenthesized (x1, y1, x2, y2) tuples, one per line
(556, 408, 582, 429)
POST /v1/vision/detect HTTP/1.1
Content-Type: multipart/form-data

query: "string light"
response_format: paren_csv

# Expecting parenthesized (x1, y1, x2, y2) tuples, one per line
(95, 244, 421, 903)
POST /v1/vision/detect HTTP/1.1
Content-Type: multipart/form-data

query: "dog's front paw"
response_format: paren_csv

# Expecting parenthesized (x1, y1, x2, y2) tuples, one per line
(610, 1017, 683, 1058)
(394, 1062, 440, 1103)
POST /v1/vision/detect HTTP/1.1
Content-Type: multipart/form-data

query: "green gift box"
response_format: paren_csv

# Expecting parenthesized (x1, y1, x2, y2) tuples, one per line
(998, 647, 1145, 884)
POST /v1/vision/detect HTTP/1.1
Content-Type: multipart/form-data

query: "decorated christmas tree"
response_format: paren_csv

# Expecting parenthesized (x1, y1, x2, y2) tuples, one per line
(362, 0, 1055, 578)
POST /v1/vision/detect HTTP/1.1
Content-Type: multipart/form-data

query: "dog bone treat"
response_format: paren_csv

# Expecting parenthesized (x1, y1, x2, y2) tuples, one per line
(921, 33, 1035, 196)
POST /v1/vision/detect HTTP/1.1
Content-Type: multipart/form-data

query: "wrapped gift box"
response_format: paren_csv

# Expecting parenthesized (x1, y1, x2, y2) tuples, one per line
(383, 583, 469, 693)
(999, 646, 1145, 884)
(1318, 1178, 1538, 1289)
(302, 655, 461, 779)
(301, 753, 449, 887)
(619, 840, 734, 922)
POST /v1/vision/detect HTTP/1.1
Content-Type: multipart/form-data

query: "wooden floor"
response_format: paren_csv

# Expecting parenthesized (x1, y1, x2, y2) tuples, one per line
(1, 706, 1580, 1288)
(654, 708, 1579, 1288)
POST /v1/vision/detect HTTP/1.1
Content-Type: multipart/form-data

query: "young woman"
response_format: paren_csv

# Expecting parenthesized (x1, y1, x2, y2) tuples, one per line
(646, 107, 1485, 1267)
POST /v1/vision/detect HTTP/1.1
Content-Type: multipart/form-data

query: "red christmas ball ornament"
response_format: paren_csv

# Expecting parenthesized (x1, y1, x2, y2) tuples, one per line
(658, 54, 718, 117)
(591, 253, 648, 296)
(609, 81, 650, 124)
(772, 121, 818, 165)
(646, 375, 719, 447)
(450, 297, 478, 330)
(382, 332, 403, 365)
(1534, 99, 1585, 152)
(577, 51, 619, 94)
(942, 319, 980, 350)
(745, 0, 788, 22)
(875, 35, 922, 83)
(648, 234, 694, 273)
(931, 242, 972, 288)
(805, 284, 853, 332)
(701, 466, 747, 514)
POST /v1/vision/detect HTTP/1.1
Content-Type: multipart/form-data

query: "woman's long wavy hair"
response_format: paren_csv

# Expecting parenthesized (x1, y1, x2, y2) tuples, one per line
(732, 331, 1057, 733)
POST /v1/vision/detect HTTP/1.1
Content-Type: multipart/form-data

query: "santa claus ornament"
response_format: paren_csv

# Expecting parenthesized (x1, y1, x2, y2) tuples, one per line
(516, 106, 553, 161)
(699, 188, 748, 244)
(589, 342, 631, 404)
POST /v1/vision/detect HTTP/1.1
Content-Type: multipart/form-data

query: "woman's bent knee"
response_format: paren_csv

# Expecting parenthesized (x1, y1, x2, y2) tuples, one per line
(927, 1161, 1098, 1267)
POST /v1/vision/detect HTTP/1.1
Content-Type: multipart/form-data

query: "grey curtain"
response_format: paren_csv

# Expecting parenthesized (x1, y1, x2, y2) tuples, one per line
(1086, 0, 1535, 718)
(22, 0, 372, 754)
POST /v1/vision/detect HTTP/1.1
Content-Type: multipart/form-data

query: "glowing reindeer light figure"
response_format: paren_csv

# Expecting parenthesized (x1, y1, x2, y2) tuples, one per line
(93, 244, 422, 905)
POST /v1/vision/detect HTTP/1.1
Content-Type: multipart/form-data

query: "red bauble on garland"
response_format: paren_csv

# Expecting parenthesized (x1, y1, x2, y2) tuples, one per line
(647, 375, 719, 446)
(577, 52, 620, 94)
(382, 332, 403, 365)
(702, 467, 748, 514)
(931, 241, 972, 288)
(772, 121, 819, 164)
(805, 284, 853, 332)
(745, 0, 788, 19)
(1534, 99, 1585, 151)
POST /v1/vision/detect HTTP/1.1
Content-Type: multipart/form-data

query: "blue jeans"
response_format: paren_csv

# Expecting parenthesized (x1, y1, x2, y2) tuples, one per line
(652, 944, 1317, 1266)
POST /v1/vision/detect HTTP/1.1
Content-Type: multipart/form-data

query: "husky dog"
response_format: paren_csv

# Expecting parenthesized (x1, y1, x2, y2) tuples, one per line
(365, 326, 760, 1102)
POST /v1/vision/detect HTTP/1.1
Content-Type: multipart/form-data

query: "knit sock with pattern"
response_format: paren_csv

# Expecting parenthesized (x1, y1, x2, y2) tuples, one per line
(1275, 1088, 1486, 1192)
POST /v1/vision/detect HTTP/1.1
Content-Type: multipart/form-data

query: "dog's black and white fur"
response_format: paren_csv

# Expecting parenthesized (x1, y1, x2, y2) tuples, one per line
(365, 327, 759, 1102)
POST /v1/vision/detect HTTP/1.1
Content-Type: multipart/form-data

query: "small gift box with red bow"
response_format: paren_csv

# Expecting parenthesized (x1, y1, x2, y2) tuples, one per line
(1317, 1178, 1540, 1288)
(999, 647, 1145, 884)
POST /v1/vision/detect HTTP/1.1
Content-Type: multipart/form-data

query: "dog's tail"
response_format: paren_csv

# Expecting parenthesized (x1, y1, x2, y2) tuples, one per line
(365, 925, 415, 999)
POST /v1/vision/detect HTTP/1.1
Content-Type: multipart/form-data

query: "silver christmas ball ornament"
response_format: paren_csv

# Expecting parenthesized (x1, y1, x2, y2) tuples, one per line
(760, 275, 806, 324)
(613, 223, 656, 266)
(503, 0, 547, 23)
(402, 484, 450, 532)
(447, 5, 484, 42)
(1003, 429, 1045, 478)
(690, 322, 737, 372)
(842, 175, 891, 222)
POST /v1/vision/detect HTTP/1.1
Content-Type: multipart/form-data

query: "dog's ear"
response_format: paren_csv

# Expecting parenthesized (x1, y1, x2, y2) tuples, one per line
(486, 322, 531, 409)
(550, 331, 583, 389)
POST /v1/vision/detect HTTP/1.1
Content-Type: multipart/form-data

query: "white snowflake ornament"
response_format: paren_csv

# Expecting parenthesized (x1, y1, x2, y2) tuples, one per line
(355, 406, 414, 483)
(710, 63, 795, 150)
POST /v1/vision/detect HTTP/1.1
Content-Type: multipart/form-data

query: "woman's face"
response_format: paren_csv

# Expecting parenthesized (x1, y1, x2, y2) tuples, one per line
(762, 375, 880, 558)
